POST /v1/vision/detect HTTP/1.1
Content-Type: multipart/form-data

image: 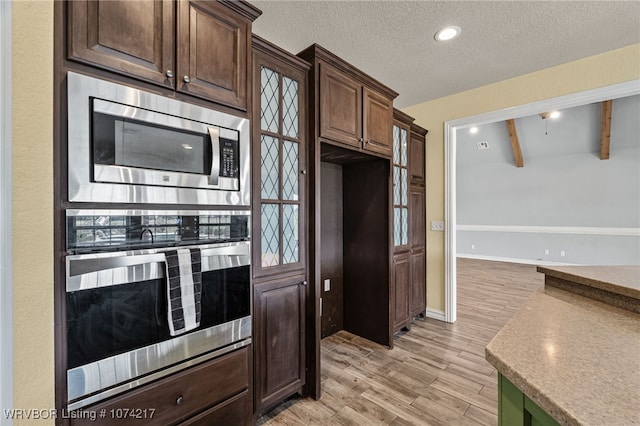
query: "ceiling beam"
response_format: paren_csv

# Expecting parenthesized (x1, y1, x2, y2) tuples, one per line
(506, 119, 524, 168)
(600, 99, 612, 160)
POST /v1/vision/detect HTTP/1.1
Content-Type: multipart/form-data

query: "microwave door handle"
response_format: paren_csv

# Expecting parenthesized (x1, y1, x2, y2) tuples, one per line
(208, 127, 220, 186)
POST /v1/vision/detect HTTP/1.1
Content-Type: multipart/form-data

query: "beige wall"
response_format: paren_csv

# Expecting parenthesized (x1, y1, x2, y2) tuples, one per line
(12, 0, 55, 423)
(403, 44, 640, 313)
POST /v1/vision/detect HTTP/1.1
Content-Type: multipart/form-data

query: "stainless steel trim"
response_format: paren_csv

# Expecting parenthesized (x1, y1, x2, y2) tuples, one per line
(92, 165, 239, 191)
(66, 241, 250, 291)
(67, 317, 252, 407)
(66, 208, 251, 217)
(93, 98, 217, 135)
(67, 71, 250, 205)
(208, 127, 220, 186)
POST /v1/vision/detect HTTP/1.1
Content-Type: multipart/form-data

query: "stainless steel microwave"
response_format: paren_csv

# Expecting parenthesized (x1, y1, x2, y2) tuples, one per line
(67, 72, 250, 206)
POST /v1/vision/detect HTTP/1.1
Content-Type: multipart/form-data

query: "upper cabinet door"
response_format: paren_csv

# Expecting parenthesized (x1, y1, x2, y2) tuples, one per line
(363, 87, 393, 157)
(68, 0, 175, 87)
(319, 64, 362, 149)
(410, 131, 426, 185)
(177, 1, 250, 110)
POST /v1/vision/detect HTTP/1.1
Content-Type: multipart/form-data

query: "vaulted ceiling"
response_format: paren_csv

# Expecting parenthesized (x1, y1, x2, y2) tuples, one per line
(251, 1, 640, 108)
(456, 94, 640, 167)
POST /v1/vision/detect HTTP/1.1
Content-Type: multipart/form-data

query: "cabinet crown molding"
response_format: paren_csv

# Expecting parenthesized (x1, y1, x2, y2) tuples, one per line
(219, 0, 262, 21)
(393, 108, 415, 126)
(252, 35, 311, 72)
(410, 122, 429, 137)
(297, 43, 399, 100)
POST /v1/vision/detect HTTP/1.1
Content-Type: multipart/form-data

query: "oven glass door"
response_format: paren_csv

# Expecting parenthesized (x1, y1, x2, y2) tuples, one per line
(66, 265, 249, 369)
(65, 241, 251, 405)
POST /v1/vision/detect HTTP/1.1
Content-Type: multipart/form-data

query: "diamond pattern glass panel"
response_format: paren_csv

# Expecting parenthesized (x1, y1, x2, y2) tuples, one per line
(261, 135, 279, 200)
(401, 208, 408, 245)
(261, 67, 279, 133)
(393, 125, 400, 164)
(261, 204, 279, 267)
(282, 77, 299, 138)
(401, 168, 408, 205)
(401, 128, 408, 167)
(394, 208, 401, 246)
(393, 166, 400, 205)
(282, 140, 299, 201)
(282, 204, 299, 264)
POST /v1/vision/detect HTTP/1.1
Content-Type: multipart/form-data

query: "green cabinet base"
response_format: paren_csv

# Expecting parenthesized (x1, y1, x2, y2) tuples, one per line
(498, 374, 560, 426)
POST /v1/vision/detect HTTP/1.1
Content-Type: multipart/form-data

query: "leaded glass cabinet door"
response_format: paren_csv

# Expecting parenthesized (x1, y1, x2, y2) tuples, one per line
(252, 54, 307, 279)
(392, 122, 410, 252)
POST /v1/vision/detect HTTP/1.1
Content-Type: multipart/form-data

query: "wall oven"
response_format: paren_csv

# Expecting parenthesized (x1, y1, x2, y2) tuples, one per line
(67, 72, 250, 206)
(64, 209, 251, 410)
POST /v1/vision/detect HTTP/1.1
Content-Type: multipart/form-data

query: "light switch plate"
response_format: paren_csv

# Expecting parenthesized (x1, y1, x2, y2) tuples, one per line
(431, 221, 445, 231)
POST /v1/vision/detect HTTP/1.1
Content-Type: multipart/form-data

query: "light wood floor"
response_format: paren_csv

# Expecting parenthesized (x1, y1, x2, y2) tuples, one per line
(257, 258, 544, 426)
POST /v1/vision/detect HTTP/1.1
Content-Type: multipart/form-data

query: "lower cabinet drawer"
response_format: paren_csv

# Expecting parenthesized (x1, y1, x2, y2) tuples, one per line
(178, 390, 251, 426)
(70, 346, 249, 426)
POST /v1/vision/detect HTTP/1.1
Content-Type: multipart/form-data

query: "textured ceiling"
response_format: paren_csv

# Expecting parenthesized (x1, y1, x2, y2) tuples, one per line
(251, 1, 640, 108)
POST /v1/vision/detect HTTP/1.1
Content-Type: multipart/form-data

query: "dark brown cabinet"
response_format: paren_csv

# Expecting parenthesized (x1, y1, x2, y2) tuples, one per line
(410, 124, 427, 185)
(253, 274, 306, 414)
(69, 347, 252, 425)
(363, 87, 394, 156)
(177, 0, 252, 109)
(67, 0, 260, 110)
(67, 0, 175, 87)
(392, 111, 427, 332)
(392, 253, 410, 331)
(251, 35, 310, 416)
(311, 47, 395, 158)
(409, 184, 426, 317)
(319, 64, 362, 149)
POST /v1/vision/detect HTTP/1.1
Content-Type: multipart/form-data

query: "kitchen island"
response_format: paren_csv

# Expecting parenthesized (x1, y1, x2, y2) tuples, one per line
(486, 265, 640, 426)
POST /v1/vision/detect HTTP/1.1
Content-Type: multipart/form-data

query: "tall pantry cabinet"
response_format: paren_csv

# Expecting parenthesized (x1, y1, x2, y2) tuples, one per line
(392, 109, 428, 333)
(251, 35, 311, 417)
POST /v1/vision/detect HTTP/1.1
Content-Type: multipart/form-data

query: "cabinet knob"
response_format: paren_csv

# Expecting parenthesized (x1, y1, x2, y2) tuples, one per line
(166, 70, 174, 78)
(176, 396, 184, 406)
(301, 170, 307, 175)
(359, 137, 364, 143)
(301, 280, 308, 286)
(183, 76, 191, 83)
(364, 140, 369, 145)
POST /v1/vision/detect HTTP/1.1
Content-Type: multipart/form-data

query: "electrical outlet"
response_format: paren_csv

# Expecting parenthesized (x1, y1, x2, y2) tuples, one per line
(431, 221, 445, 231)
(471, 244, 475, 250)
(544, 249, 550, 255)
(560, 250, 566, 257)
(324, 279, 331, 292)
(476, 141, 490, 150)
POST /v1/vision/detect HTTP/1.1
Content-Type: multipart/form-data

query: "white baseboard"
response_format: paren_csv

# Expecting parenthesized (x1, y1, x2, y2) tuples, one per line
(457, 253, 578, 266)
(425, 308, 446, 322)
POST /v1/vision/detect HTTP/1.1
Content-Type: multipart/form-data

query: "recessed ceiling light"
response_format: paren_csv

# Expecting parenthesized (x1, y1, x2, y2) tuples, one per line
(469, 126, 478, 134)
(539, 111, 561, 120)
(435, 26, 461, 42)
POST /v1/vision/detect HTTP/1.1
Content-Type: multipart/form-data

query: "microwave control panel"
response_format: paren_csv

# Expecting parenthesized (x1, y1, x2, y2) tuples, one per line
(220, 138, 239, 179)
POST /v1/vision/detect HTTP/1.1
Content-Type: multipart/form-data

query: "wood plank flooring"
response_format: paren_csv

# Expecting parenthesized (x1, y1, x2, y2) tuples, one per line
(257, 258, 544, 425)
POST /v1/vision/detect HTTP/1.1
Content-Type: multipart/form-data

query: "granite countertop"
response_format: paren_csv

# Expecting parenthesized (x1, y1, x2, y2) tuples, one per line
(537, 265, 640, 300)
(486, 267, 640, 426)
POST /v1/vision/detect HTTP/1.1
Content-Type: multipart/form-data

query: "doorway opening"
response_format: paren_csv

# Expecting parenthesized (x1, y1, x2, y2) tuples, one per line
(443, 80, 640, 323)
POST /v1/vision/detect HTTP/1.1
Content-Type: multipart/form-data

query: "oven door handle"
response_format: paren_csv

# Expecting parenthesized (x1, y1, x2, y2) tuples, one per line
(66, 242, 250, 292)
(208, 127, 220, 186)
